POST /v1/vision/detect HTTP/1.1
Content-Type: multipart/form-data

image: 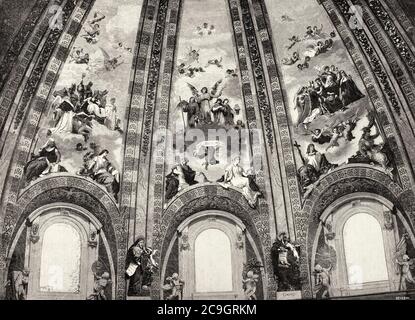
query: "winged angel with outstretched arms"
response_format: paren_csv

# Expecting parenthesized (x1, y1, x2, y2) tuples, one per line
(185, 79, 224, 124)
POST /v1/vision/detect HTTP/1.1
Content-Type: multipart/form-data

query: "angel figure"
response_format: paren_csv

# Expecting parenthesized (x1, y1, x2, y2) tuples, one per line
(325, 127, 344, 151)
(314, 264, 332, 299)
(242, 271, 259, 300)
(87, 272, 112, 300)
(12, 269, 30, 300)
(287, 36, 301, 50)
(396, 255, 415, 288)
(187, 47, 200, 64)
(395, 233, 415, 290)
(281, 14, 294, 22)
(100, 47, 123, 71)
(206, 57, 223, 69)
(294, 86, 321, 130)
(311, 129, 332, 145)
(358, 118, 392, 174)
(162, 273, 185, 300)
(81, 21, 101, 44)
(282, 51, 300, 65)
(187, 79, 224, 124)
(226, 68, 238, 78)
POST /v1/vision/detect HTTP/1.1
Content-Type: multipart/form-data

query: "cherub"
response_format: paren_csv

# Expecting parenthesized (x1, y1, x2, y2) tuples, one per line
(325, 126, 344, 151)
(207, 24, 215, 35)
(117, 42, 133, 53)
(311, 128, 332, 145)
(206, 57, 223, 69)
(339, 119, 357, 141)
(281, 14, 294, 22)
(87, 271, 112, 300)
(287, 35, 301, 50)
(82, 22, 100, 44)
(282, 51, 300, 66)
(314, 264, 332, 299)
(187, 47, 200, 63)
(100, 47, 123, 71)
(242, 271, 259, 300)
(13, 269, 30, 300)
(226, 68, 238, 78)
(396, 255, 415, 288)
(162, 273, 185, 300)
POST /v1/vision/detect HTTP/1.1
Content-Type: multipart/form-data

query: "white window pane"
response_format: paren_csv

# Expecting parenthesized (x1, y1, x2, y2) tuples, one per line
(40, 223, 81, 293)
(343, 213, 388, 285)
(194, 228, 233, 292)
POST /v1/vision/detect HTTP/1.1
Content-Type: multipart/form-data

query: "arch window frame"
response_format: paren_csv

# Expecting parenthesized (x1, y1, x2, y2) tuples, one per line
(22, 203, 104, 300)
(314, 193, 405, 297)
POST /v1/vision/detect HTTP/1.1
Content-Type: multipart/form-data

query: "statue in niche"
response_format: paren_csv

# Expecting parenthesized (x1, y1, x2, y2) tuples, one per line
(271, 232, 301, 291)
(242, 270, 259, 300)
(87, 272, 111, 300)
(126, 237, 159, 296)
(218, 155, 262, 208)
(395, 233, 415, 290)
(313, 264, 332, 299)
(8, 269, 30, 300)
(162, 273, 185, 300)
(87, 261, 111, 300)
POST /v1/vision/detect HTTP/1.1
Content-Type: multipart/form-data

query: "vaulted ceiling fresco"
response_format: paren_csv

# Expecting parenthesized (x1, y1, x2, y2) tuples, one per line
(1, 0, 415, 301)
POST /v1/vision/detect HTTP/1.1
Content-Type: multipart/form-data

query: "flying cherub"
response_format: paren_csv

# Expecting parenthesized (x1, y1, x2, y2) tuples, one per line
(225, 68, 238, 78)
(100, 47, 123, 71)
(325, 126, 344, 151)
(81, 21, 101, 44)
(205, 57, 223, 69)
(187, 47, 200, 63)
(196, 23, 215, 36)
(281, 14, 294, 22)
(324, 118, 359, 151)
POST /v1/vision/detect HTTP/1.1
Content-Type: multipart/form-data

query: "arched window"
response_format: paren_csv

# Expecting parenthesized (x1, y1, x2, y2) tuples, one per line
(39, 223, 82, 293)
(177, 212, 247, 299)
(194, 228, 233, 293)
(317, 195, 404, 297)
(17, 204, 108, 300)
(343, 213, 388, 286)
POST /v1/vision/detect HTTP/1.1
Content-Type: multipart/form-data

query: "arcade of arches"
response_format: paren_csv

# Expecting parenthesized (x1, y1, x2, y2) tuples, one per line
(1, 0, 415, 300)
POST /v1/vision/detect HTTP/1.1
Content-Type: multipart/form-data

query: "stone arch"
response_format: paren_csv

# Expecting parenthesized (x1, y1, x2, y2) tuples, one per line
(151, 183, 276, 299)
(0, 174, 128, 300)
(300, 165, 415, 298)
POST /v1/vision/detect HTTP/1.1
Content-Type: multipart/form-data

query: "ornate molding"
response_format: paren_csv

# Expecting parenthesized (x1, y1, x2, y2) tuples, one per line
(366, 0, 415, 74)
(303, 165, 415, 298)
(0, 0, 50, 93)
(1, 174, 126, 299)
(151, 184, 275, 299)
